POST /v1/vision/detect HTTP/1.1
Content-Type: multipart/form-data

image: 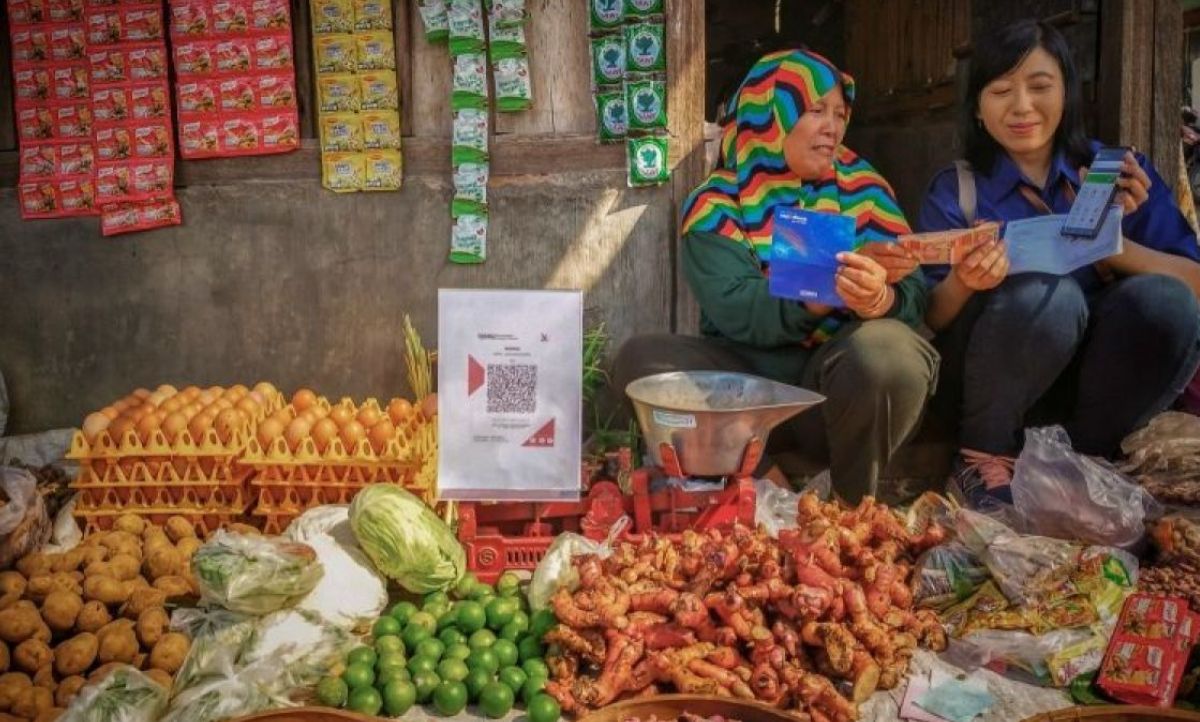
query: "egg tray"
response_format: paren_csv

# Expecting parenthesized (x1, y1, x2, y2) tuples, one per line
(76, 508, 251, 537)
(74, 481, 251, 510)
(240, 422, 435, 469)
(75, 456, 254, 486)
(67, 426, 255, 461)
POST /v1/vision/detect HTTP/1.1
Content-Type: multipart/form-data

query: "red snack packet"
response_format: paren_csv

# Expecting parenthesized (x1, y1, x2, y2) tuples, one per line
(121, 5, 162, 40)
(177, 80, 218, 115)
(253, 33, 291, 69)
(53, 64, 90, 101)
(129, 82, 169, 119)
(20, 145, 58, 179)
(50, 25, 87, 60)
(95, 125, 132, 161)
(132, 122, 172, 157)
(173, 40, 213, 76)
(256, 73, 294, 108)
(179, 119, 219, 157)
(58, 142, 95, 175)
(170, 0, 209, 36)
(60, 177, 98, 215)
(19, 182, 61, 218)
(218, 76, 256, 112)
(1098, 594, 1197, 707)
(127, 44, 167, 80)
(260, 112, 297, 151)
(14, 68, 52, 104)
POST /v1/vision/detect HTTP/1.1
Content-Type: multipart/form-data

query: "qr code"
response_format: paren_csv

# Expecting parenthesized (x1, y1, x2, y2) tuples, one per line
(487, 364, 537, 413)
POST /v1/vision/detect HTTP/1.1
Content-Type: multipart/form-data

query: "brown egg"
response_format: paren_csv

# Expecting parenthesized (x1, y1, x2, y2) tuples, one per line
(386, 398, 412, 425)
(160, 397, 183, 414)
(181, 385, 201, 400)
(108, 416, 136, 444)
(292, 388, 317, 412)
(284, 418, 312, 452)
(214, 408, 245, 444)
(271, 408, 295, 427)
(299, 409, 320, 426)
(132, 388, 151, 400)
(311, 418, 339, 453)
(112, 398, 131, 413)
(329, 404, 355, 428)
(185, 403, 204, 419)
(253, 381, 278, 398)
(257, 417, 285, 448)
(236, 397, 261, 419)
(131, 404, 156, 422)
(161, 412, 189, 443)
(99, 406, 119, 420)
(156, 384, 178, 396)
(247, 391, 266, 407)
(197, 390, 217, 406)
(420, 393, 438, 419)
(340, 420, 366, 453)
(214, 398, 235, 411)
(368, 419, 395, 455)
(136, 414, 162, 445)
(188, 413, 214, 443)
(356, 406, 381, 429)
(82, 412, 111, 443)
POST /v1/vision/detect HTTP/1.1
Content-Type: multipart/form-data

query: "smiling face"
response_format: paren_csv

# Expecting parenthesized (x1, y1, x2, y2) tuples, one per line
(977, 46, 1064, 162)
(782, 85, 848, 181)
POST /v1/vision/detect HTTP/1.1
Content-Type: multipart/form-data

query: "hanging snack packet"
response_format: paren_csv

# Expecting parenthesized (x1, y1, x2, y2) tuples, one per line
(315, 33, 356, 73)
(359, 70, 398, 110)
(447, 0, 484, 56)
(417, 0, 449, 42)
(319, 112, 363, 152)
(452, 107, 488, 164)
(590, 0, 623, 32)
(488, 0, 524, 27)
(323, 151, 364, 191)
(361, 110, 401, 149)
(625, 75, 667, 131)
(624, 20, 665, 73)
(595, 89, 627, 143)
(363, 149, 402, 190)
(487, 11, 525, 57)
(318, 73, 360, 112)
(626, 133, 669, 187)
(452, 53, 488, 109)
(355, 30, 394, 70)
(591, 34, 625, 87)
(453, 161, 488, 211)
(624, 0, 663, 16)
(311, 0, 353, 33)
(353, 0, 391, 30)
(450, 210, 487, 264)
(493, 53, 532, 112)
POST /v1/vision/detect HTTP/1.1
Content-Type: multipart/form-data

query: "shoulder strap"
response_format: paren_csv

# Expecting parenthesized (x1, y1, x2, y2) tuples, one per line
(954, 160, 977, 225)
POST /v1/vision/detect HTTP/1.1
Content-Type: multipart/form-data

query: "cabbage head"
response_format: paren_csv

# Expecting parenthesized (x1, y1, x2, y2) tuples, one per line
(349, 485, 465, 593)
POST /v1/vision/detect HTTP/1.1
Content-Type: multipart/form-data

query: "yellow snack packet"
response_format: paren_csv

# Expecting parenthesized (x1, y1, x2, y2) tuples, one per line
(359, 70, 398, 110)
(322, 152, 364, 192)
(319, 112, 363, 152)
(317, 73, 360, 112)
(355, 30, 394, 70)
(361, 110, 400, 150)
(314, 33, 355, 73)
(353, 0, 391, 30)
(311, 0, 352, 33)
(363, 149, 402, 191)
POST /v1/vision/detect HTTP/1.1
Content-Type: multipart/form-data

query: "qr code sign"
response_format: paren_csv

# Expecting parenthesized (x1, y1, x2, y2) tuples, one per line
(487, 364, 537, 413)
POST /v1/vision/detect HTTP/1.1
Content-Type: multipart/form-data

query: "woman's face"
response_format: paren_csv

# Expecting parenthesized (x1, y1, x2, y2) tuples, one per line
(977, 46, 1064, 160)
(783, 85, 848, 181)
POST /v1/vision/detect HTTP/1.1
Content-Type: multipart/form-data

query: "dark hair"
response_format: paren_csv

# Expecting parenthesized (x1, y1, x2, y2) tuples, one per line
(964, 19, 1092, 174)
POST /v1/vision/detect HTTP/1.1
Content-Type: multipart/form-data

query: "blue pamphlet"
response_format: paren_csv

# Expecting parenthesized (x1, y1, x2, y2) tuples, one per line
(1005, 206, 1123, 275)
(769, 207, 858, 307)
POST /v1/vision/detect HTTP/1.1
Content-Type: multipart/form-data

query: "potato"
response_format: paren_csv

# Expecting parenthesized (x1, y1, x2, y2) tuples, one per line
(225, 523, 259, 536)
(86, 663, 121, 684)
(152, 577, 191, 600)
(14, 556, 50, 581)
(40, 593, 82, 634)
(120, 589, 165, 621)
(131, 653, 147, 671)
(78, 548, 106, 568)
(0, 608, 42, 645)
(24, 576, 79, 605)
(29, 624, 49, 646)
(148, 633, 188, 674)
(0, 642, 8, 673)
(49, 551, 84, 576)
(31, 666, 53, 693)
(82, 577, 129, 606)
(10, 685, 51, 720)
(142, 528, 170, 549)
(13, 641, 51, 674)
(105, 555, 140, 583)
(33, 707, 63, 722)
(0, 674, 31, 713)
(96, 622, 136, 665)
(53, 677, 84, 709)
(141, 547, 181, 581)
(175, 538, 202, 561)
(52, 635, 96, 678)
(113, 515, 145, 536)
(135, 608, 168, 649)
(0, 714, 22, 722)
(74, 603, 110, 635)
(0, 576, 25, 611)
(97, 532, 139, 552)
(164, 518, 195, 544)
(143, 669, 172, 690)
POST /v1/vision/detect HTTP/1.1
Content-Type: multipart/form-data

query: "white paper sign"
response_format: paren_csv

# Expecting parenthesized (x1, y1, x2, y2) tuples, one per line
(437, 289, 583, 501)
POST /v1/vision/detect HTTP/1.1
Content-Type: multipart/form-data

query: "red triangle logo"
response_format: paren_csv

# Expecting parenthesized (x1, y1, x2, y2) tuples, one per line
(467, 355, 485, 396)
(522, 419, 555, 447)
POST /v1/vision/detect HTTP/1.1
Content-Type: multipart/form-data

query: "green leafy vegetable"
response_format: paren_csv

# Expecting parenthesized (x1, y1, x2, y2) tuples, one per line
(349, 485, 465, 593)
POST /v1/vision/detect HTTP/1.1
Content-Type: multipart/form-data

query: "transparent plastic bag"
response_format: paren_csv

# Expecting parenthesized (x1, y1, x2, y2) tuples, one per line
(946, 627, 1100, 687)
(528, 515, 629, 612)
(913, 542, 989, 611)
(191, 531, 323, 615)
(0, 466, 50, 569)
(285, 505, 388, 629)
(160, 667, 274, 722)
(170, 607, 258, 693)
(1120, 411, 1200, 474)
(754, 479, 798, 538)
(60, 666, 169, 722)
(1012, 426, 1161, 549)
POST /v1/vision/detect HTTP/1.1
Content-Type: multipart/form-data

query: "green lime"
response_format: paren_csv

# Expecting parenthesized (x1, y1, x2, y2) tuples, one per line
(520, 675, 547, 706)
(389, 601, 418, 626)
(517, 635, 544, 662)
(374, 635, 405, 657)
(316, 676, 348, 708)
(438, 658, 470, 683)
(498, 666, 527, 694)
(377, 669, 411, 690)
(445, 643, 472, 661)
(437, 608, 459, 631)
(425, 590, 450, 607)
(513, 595, 530, 614)
(416, 638, 446, 661)
(402, 623, 432, 649)
(382, 680, 417, 717)
(342, 662, 375, 690)
(499, 622, 523, 642)
(527, 692, 561, 722)
(492, 639, 518, 668)
(408, 655, 438, 676)
(347, 686, 383, 716)
(485, 597, 517, 630)
(522, 659, 549, 680)
(348, 646, 378, 669)
(464, 668, 492, 702)
(373, 616, 402, 639)
(466, 647, 500, 675)
(412, 670, 442, 703)
(469, 629, 497, 650)
(529, 610, 557, 639)
(510, 611, 530, 633)
(479, 681, 514, 718)
(470, 583, 496, 601)
(456, 601, 486, 633)
(454, 572, 480, 600)
(440, 628, 467, 647)
(432, 680, 468, 716)
(377, 652, 408, 677)
(408, 611, 438, 633)
(496, 572, 520, 598)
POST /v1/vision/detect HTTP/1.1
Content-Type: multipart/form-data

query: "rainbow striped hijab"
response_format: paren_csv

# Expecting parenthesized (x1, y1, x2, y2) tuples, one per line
(681, 50, 910, 261)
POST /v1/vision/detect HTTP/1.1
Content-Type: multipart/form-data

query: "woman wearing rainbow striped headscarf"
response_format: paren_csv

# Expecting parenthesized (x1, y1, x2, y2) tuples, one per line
(614, 49, 936, 503)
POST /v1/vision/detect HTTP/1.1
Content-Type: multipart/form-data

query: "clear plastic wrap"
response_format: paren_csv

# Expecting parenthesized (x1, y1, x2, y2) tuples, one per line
(0, 466, 50, 569)
(528, 516, 628, 612)
(285, 505, 388, 629)
(191, 531, 323, 615)
(913, 542, 989, 611)
(59, 666, 169, 722)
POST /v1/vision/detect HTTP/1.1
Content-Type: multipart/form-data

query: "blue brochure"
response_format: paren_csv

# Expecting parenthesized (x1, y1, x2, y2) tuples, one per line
(1005, 206, 1123, 275)
(769, 207, 857, 307)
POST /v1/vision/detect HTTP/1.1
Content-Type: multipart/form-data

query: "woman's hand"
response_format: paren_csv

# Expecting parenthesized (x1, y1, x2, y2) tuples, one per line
(835, 252, 894, 319)
(1079, 151, 1151, 215)
(952, 239, 1009, 291)
(859, 242, 919, 284)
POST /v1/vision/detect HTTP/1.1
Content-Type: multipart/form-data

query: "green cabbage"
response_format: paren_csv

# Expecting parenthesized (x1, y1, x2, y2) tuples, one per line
(349, 485, 465, 593)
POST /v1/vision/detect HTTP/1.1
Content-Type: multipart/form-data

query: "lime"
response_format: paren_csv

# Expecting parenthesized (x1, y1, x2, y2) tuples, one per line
(373, 616, 402, 639)
(382, 680, 417, 717)
(498, 666, 527, 694)
(522, 659, 549, 680)
(470, 629, 497, 650)
(425, 590, 450, 607)
(456, 601, 486, 633)
(454, 572, 480, 600)
(412, 670, 441, 703)
(432, 680, 468, 716)
(529, 610, 557, 639)
(347, 646, 378, 669)
(444, 643, 472, 661)
(408, 611, 438, 634)
(464, 667, 492, 702)
(492, 639, 519, 668)
(471, 583, 496, 601)
(521, 675, 547, 706)
(402, 623, 432, 649)
(342, 662, 375, 690)
(479, 681, 514, 718)
(466, 647, 500, 675)
(377, 652, 409, 677)
(316, 676, 348, 708)
(509, 611, 530, 634)
(437, 658, 470, 683)
(389, 601, 418, 626)
(499, 622, 524, 642)
(485, 597, 517, 630)
(440, 628, 467, 647)
(437, 608, 459, 631)
(496, 572, 521, 598)
(377, 669, 411, 690)
(517, 636, 544, 662)
(347, 686, 383, 716)
(375, 635, 405, 657)
(513, 595, 530, 614)
(408, 655, 438, 676)
(416, 638, 446, 661)
(527, 693, 561, 722)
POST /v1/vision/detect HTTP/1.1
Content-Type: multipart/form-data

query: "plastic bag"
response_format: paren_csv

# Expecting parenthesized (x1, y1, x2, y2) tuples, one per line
(754, 479, 799, 538)
(946, 627, 1101, 687)
(528, 515, 629, 612)
(191, 531, 323, 615)
(43, 493, 82, 554)
(0, 466, 50, 569)
(285, 505, 388, 629)
(60, 666, 169, 722)
(1012, 426, 1161, 549)
(170, 608, 258, 692)
(1120, 411, 1200, 474)
(913, 542, 990, 611)
(1150, 511, 1200, 565)
(160, 667, 274, 722)
(239, 609, 355, 690)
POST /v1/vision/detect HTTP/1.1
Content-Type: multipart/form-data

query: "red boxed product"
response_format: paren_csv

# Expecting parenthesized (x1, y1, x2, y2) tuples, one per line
(1098, 593, 1200, 707)
(52, 64, 90, 99)
(129, 82, 169, 118)
(100, 198, 182, 235)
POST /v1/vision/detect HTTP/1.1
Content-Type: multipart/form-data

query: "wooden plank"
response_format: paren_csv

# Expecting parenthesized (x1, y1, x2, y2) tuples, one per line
(1098, 0, 1154, 150)
(292, 0, 316, 138)
(0, 5, 15, 151)
(394, 0, 412, 134)
(1152, 0, 1183, 191)
(494, 0, 592, 135)
(409, 0, 451, 137)
(0, 151, 16, 187)
(667, 0, 705, 335)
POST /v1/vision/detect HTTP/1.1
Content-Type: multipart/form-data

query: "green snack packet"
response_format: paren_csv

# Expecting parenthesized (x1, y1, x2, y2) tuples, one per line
(452, 53, 489, 109)
(589, 0, 623, 31)
(450, 210, 488, 264)
(453, 161, 489, 212)
(487, 12, 526, 58)
(624, 0, 663, 16)
(418, 0, 449, 42)
(626, 134, 669, 187)
(448, 0, 485, 56)
(591, 35, 625, 87)
(595, 89, 627, 143)
(493, 55, 532, 112)
(625, 21, 665, 73)
(452, 107, 489, 165)
(488, 0, 525, 27)
(625, 75, 667, 131)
